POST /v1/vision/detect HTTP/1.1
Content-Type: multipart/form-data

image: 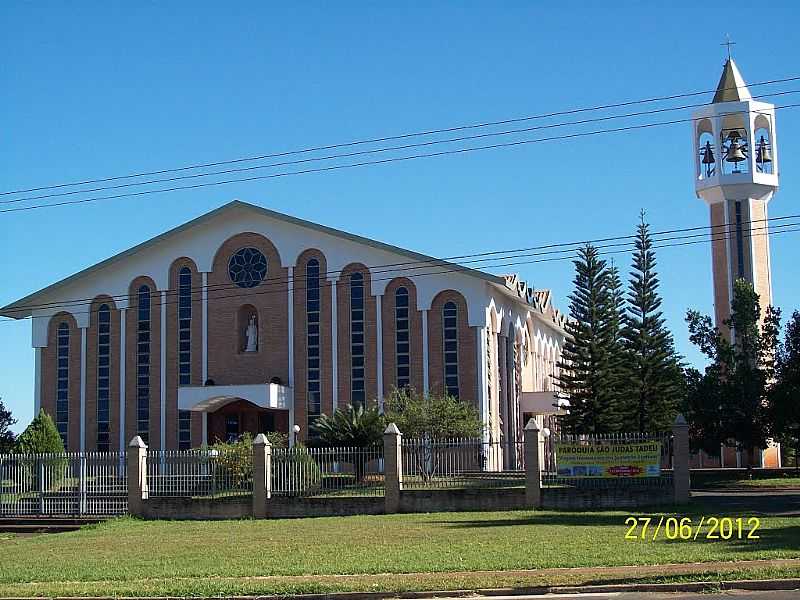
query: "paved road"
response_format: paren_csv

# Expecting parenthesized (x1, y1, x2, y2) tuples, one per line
(426, 591, 800, 600)
(691, 490, 800, 515)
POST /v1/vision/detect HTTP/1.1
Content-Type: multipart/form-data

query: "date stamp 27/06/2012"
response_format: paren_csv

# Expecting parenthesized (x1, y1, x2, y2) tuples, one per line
(624, 516, 761, 541)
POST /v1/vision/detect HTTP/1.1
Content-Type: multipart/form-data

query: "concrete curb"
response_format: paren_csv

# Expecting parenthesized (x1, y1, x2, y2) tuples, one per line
(7, 577, 800, 599)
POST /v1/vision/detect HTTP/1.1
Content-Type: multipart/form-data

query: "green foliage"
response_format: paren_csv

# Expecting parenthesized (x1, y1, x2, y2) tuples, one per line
(272, 444, 322, 493)
(0, 398, 16, 453)
(15, 410, 65, 454)
(383, 387, 483, 439)
(770, 310, 800, 457)
(557, 245, 626, 433)
(210, 432, 256, 490)
(685, 279, 779, 454)
(311, 404, 385, 447)
(620, 216, 685, 432)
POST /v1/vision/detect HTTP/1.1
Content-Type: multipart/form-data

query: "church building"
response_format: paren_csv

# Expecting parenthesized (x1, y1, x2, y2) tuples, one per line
(1, 200, 567, 453)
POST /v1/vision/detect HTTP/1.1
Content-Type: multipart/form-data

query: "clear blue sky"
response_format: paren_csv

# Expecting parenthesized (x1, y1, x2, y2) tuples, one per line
(2, 2, 799, 432)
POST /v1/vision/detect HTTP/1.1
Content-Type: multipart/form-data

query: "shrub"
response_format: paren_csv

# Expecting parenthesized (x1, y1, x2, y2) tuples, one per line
(15, 410, 65, 454)
(272, 444, 322, 495)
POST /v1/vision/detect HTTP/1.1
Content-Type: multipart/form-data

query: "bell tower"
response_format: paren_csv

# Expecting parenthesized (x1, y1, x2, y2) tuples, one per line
(693, 56, 779, 336)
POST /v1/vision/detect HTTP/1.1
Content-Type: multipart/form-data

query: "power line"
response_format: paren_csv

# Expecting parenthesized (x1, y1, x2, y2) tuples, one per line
(4, 211, 798, 316)
(4, 74, 798, 198)
(6, 87, 798, 207)
(2, 218, 795, 325)
(4, 102, 799, 215)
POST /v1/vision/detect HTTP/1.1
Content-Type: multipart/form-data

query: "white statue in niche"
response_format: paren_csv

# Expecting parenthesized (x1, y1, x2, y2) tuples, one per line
(245, 315, 258, 352)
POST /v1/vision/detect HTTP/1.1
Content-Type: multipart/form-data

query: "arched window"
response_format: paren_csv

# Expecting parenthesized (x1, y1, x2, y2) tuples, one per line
(96, 304, 111, 451)
(137, 285, 151, 443)
(177, 267, 192, 449)
(56, 322, 70, 447)
(350, 272, 365, 408)
(395, 287, 410, 389)
(443, 301, 459, 398)
(306, 259, 321, 428)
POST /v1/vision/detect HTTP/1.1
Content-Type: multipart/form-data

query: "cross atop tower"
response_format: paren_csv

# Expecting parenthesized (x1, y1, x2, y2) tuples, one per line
(721, 35, 736, 60)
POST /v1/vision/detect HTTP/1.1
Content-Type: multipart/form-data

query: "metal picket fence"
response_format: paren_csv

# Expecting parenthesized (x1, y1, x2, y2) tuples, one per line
(0, 452, 127, 516)
(272, 446, 384, 497)
(542, 432, 673, 489)
(401, 438, 525, 489)
(147, 449, 252, 499)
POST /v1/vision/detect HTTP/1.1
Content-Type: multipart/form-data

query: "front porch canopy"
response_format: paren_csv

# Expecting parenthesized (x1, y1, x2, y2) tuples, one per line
(178, 383, 291, 412)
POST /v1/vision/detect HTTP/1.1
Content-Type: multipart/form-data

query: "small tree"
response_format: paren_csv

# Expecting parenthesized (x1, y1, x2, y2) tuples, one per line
(15, 410, 65, 454)
(685, 279, 779, 457)
(0, 398, 17, 453)
(382, 387, 483, 439)
(383, 387, 483, 482)
(770, 310, 800, 465)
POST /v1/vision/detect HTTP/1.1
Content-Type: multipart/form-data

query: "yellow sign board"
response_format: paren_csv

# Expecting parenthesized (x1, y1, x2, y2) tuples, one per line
(555, 441, 662, 478)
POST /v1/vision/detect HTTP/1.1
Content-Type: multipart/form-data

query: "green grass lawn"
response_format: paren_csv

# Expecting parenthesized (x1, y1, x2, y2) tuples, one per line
(0, 507, 798, 597)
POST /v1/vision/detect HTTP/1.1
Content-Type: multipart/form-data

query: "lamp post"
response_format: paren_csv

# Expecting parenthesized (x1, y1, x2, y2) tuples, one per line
(293, 424, 301, 446)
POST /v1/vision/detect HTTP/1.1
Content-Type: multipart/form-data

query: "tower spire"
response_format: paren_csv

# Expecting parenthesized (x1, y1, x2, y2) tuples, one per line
(712, 56, 752, 103)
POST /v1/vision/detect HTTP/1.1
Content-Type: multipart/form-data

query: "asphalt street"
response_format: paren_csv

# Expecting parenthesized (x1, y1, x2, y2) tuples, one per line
(425, 591, 800, 600)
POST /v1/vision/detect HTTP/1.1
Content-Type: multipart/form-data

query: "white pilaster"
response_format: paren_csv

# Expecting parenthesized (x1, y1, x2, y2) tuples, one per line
(160, 290, 167, 450)
(476, 327, 490, 444)
(119, 308, 126, 453)
(330, 277, 338, 409)
(80, 327, 87, 452)
(287, 266, 294, 387)
(201, 272, 208, 383)
(288, 403, 295, 448)
(422, 309, 429, 395)
(33, 347, 42, 415)
(375, 294, 384, 410)
(201, 412, 208, 448)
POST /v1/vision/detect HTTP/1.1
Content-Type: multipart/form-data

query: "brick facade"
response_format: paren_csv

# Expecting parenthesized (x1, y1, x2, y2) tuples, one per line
(34, 227, 541, 451)
(427, 290, 477, 408)
(381, 277, 424, 397)
(41, 312, 81, 451)
(336, 263, 378, 410)
(292, 249, 334, 439)
(165, 258, 203, 449)
(207, 233, 289, 386)
(85, 295, 120, 452)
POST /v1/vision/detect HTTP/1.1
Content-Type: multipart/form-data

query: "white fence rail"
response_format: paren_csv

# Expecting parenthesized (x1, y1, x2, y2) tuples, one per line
(0, 452, 127, 516)
(146, 449, 252, 498)
(401, 438, 525, 489)
(273, 446, 384, 497)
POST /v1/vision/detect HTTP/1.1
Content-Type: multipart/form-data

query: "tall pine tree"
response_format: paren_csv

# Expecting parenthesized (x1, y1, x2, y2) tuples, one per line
(621, 214, 684, 432)
(557, 245, 625, 433)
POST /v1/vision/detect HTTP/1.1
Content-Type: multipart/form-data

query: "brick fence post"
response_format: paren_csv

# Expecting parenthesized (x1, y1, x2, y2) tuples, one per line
(127, 436, 148, 517)
(252, 433, 272, 519)
(384, 423, 403, 514)
(673, 414, 690, 504)
(524, 418, 542, 508)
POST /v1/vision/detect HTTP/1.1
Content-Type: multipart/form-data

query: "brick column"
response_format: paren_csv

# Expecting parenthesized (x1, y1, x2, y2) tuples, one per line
(524, 418, 542, 508)
(252, 433, 272, 518)
(673, 414, 690, 504)
(384, 423, 402, 514)
(127, 436, 148, 517)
